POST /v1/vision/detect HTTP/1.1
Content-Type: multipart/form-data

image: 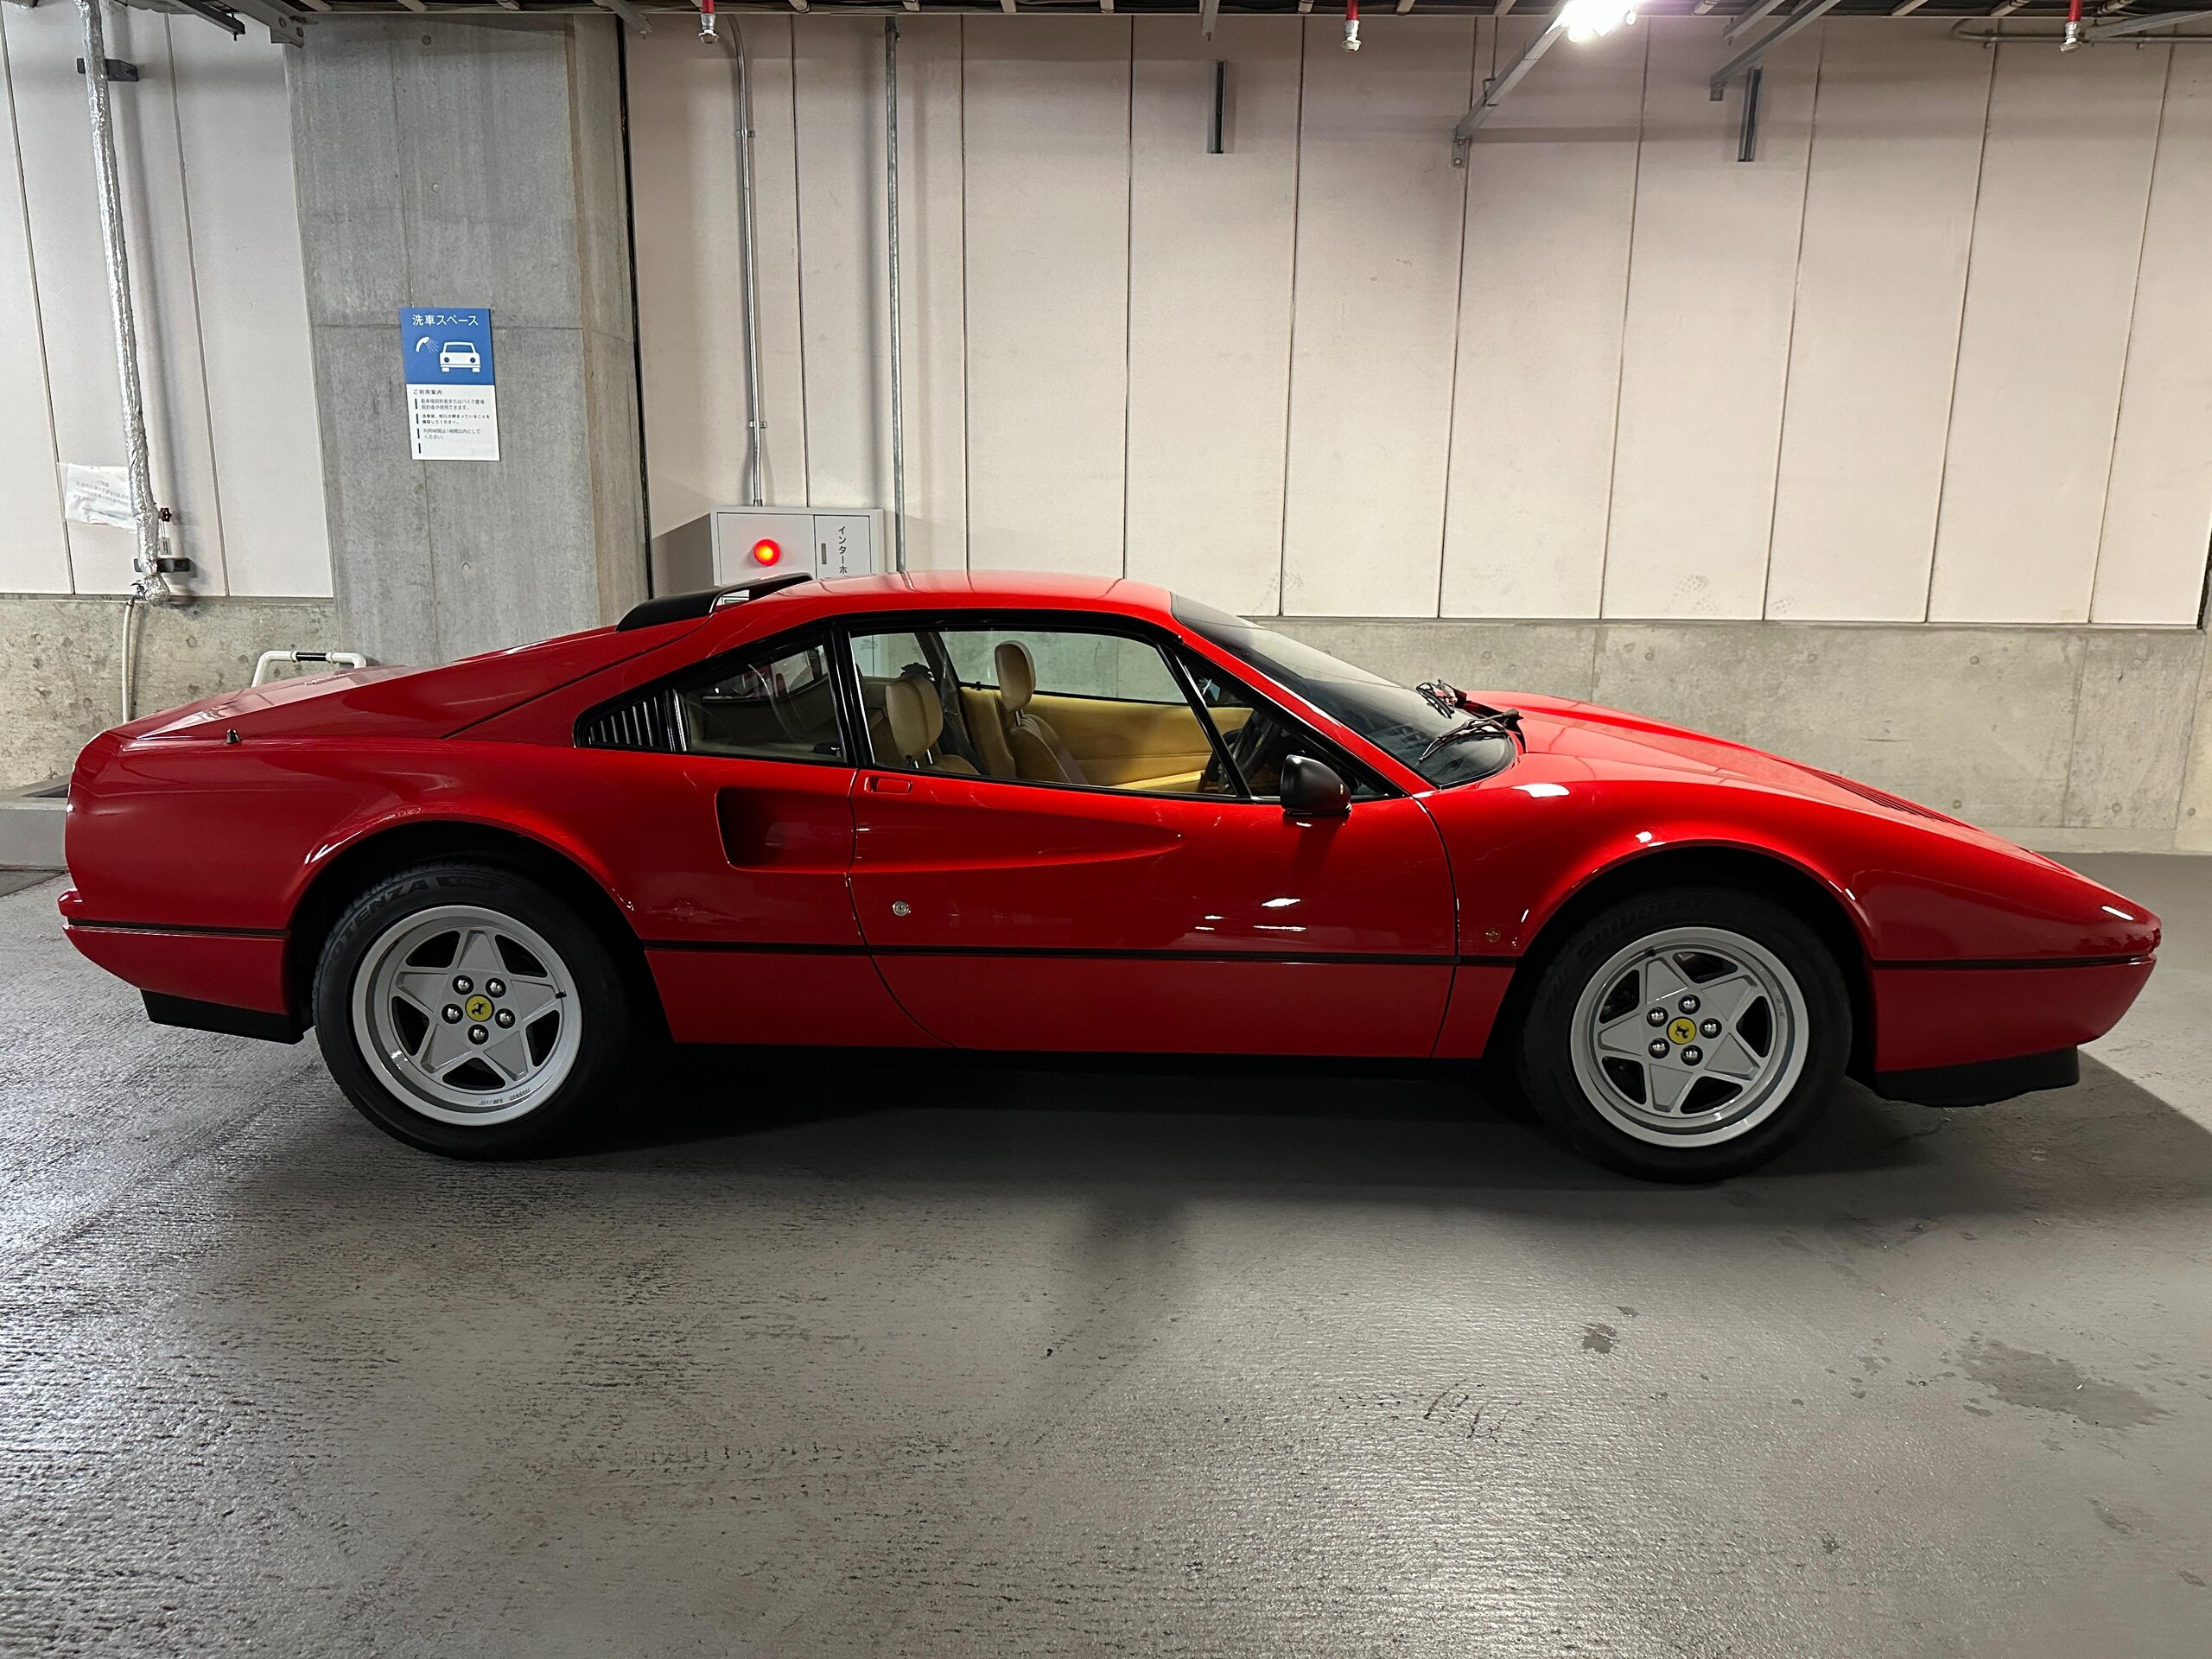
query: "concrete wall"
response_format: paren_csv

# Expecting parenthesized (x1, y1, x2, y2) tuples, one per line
(1276, 616, 2209, 852)
(0, 594, 337, 787)
(290, 17, 646, 667)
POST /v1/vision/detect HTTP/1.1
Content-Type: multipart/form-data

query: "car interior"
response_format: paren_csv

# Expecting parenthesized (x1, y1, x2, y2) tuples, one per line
(660, 619, 1366, 802)
(849, 624, 1316, 798)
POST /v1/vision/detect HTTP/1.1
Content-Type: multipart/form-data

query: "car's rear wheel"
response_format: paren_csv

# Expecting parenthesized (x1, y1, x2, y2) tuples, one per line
(1515, 887, 1850, 1181)
(314, 862, 632, 1157)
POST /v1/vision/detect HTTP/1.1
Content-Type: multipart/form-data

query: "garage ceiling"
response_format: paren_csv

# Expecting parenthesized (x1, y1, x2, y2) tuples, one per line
(105, 0, 2212, 26)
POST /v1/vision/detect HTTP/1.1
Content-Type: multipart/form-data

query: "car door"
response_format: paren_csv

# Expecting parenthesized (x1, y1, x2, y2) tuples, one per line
(570, 626, 922, 1048)
(842, 615, 1457, 1057)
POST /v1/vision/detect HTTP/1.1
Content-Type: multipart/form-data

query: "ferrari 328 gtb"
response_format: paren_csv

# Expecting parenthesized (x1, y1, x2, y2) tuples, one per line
(59, 572, 2158, 1180)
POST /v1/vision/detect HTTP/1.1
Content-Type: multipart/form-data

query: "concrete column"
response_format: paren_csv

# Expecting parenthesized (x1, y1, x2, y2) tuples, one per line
(288, 18, 645, 665)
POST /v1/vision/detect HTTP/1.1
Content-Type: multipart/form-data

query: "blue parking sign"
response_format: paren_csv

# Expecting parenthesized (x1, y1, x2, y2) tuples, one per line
(400, 306, 499, 461)
(400, 307, 494, 387)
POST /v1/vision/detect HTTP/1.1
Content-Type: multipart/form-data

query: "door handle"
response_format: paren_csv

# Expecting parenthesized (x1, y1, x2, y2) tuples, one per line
(865, 773, 914, 794)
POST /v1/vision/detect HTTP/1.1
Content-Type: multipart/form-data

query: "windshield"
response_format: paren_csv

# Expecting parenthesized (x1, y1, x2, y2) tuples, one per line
(1171, 596, 1516, 789)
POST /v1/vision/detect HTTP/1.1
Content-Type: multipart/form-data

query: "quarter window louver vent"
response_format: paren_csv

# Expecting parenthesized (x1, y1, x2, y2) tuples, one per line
(576, 688, 682, 753)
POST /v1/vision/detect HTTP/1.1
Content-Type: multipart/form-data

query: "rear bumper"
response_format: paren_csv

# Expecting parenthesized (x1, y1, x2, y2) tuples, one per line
(1868, 955, 2153, 1076)
(63, 913, 294, 1022)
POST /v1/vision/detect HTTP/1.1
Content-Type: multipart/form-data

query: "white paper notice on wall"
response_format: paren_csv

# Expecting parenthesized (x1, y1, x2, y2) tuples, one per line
(399, 306, 499, 462)
(60, 462, 133, 527)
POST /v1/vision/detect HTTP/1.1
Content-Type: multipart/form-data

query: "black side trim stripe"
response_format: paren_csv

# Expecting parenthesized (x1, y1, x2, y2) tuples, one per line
(67, 918, 287, 939)
(1872, 954, 2152, 972)
(647, 939, 873, 957)
(644, 938, 1510, 969)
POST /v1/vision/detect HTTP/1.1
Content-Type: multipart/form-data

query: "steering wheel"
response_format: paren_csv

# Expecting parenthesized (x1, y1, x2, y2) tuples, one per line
(1203, 711, 1274, 796)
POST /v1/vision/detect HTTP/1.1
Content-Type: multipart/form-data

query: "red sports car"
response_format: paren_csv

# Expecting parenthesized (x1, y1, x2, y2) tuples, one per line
(59, 572, 2158, 1179)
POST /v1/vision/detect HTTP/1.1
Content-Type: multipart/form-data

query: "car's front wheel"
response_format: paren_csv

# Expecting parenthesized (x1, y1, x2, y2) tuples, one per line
(314, 861, 633, 1157)
(1515, 887, 1851, 1181)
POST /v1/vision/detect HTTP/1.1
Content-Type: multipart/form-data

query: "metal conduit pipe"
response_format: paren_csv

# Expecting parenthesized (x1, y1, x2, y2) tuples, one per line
(733, 17, 768, 507)
(884, 19, 907, 574)
(79, 0, 182, 725)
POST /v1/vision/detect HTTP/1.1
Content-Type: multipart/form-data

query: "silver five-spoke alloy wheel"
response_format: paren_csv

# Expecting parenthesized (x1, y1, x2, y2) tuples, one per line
(1568, 925, 1809, 1148)
(351, 904, 582, 1126)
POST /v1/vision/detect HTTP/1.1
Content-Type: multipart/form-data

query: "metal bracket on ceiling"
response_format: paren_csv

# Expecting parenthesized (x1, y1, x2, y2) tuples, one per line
(167, 0, 302, 47)
(1450, 0, 1573, 166)
(163, 0, 245, 39)
(1708, 0, 1844, 100)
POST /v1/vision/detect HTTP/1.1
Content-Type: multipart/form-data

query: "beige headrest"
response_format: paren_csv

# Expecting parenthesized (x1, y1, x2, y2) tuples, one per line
(995, 640, 1036, 712)
(884, 673, 943, 761)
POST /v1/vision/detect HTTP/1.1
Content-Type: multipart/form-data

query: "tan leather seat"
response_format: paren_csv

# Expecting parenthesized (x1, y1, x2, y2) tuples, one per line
(995, 641, 1086, 786)
(882, 673, 976, 775)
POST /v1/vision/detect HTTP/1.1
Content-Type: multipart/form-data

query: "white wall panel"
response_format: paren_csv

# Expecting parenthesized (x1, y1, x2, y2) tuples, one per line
(962, 18, 1131, 577)
(1603, 18, 1819, 620)
(893, 18, 968, 572)
(10, 1, 137, 592)
(1764, 22, 1988, 621)
(629, 26, 761, 538)
(168, 18, 329, 597)
(1281, 17, 1475, 618)
(630, 22, 810, 537)
(1928, 43, 2166, 623)
(621, 18, 2212, 630)
(0, 10, 69, 594)
(2093, 49, 2212, 626)
(1124, 17, 1301, 613)
(793, 20, 890, 513)
(750, 24, 812, 512)
(1440, 20, 1642, 620)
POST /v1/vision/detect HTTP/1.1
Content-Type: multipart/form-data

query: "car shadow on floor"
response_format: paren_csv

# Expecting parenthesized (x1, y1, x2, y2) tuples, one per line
(548, 1044, 2212, 1224)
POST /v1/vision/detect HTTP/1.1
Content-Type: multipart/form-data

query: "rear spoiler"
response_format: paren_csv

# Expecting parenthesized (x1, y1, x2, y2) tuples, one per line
(617, 571, 817, 632)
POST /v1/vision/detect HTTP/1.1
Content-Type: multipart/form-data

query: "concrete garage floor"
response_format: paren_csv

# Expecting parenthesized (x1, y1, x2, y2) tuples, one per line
(0, 859, 2206, 1657)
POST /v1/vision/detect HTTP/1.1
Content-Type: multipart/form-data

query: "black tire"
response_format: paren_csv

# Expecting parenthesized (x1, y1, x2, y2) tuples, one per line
(1514, 887, 1851, 1182)
(313, 861, 634, 1158)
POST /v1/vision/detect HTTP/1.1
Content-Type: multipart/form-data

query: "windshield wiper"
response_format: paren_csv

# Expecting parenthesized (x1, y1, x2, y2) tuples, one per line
(1414, 679, 1462, 717)
(1417, 700, 1526, 762)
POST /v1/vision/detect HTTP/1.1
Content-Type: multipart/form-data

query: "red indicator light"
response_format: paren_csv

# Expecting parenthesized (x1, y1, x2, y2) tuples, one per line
(749, 538, 783, 567)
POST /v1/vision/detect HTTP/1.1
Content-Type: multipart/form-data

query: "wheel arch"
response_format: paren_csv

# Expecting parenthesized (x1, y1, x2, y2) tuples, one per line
(283, 818, 667, 1042)
(1494, 842, 1876, 1078)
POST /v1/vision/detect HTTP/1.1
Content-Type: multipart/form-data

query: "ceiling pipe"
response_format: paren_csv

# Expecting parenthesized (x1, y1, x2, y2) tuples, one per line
(2084, 5, 2212, 33)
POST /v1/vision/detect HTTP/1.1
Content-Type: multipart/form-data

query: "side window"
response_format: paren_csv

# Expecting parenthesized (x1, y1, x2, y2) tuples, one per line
(678, 636, 844, 761)
(849, 622, 1224, 796)
(575, 631, 845, 763)
(941, 629, 1185, 706)
(1181, 658, 1385, 802)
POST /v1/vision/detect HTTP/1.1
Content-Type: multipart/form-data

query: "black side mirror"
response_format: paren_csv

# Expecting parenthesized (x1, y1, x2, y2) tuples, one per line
(1280, 753, 1350, 819)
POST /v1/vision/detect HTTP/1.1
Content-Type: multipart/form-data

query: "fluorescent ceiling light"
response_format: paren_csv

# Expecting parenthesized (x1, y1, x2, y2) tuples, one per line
(1560, 0, 1635, 41)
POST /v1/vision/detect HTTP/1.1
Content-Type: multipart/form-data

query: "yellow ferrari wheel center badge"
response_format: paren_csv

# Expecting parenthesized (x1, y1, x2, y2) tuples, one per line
(465, 995, 494, 1023)
(1666, 1016, 1698, 1046)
